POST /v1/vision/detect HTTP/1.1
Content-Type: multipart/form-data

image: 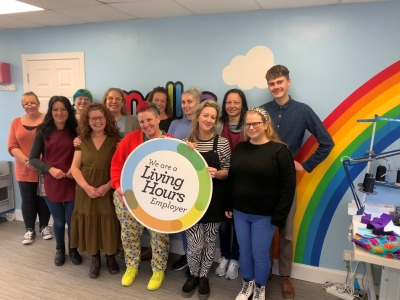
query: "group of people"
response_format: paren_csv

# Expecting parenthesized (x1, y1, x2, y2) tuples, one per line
(7, 65, 334, 300)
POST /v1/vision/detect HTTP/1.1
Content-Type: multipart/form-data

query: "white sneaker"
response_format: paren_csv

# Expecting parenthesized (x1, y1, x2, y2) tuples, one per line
(215, 256, 229, 276)
(252, 285, 265, 300)
(22, 230, 36, 245)
(226, 259, 240, 280)
(40, 226, 53, 240)
(236, 279, 254, 300)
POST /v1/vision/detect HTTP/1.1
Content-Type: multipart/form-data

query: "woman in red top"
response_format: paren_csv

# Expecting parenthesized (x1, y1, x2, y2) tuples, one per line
(215, 89, 248, 280)
(8, 92, 51, 245)
(111, 102, 170, 291)
(29, 96, 81, 267)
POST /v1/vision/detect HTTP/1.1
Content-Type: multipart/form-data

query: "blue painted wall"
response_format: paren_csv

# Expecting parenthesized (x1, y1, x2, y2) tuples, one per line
(1, 2, 399, 271)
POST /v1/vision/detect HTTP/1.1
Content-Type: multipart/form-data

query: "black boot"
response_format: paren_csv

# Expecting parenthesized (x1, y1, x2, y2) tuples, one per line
(89, 253, 101, 279)
(69, 248, 82, 265)
(54, 247, 65, 266)
(182, 274, 199, 298)
(198, 277, 210, 300)
(105, 254, 119, 274)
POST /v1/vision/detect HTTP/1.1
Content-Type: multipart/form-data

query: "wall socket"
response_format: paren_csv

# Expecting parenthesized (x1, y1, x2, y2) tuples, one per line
(343, 250, 355, 261)
(0, 84, 16, 91)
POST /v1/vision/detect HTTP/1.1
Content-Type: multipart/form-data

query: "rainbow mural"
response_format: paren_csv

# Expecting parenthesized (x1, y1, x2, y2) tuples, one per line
(294, 60, 400, 266)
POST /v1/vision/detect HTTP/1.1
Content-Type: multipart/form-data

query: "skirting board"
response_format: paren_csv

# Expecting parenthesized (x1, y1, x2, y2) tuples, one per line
(12, 208, 374, 291)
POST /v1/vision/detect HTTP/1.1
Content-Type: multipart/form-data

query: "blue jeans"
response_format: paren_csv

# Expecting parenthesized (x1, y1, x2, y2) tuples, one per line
(44, 197, 74, 249)
(181, 231, 188, 253)
(234, 209, 276, 286)
(219, 220, 239, 260)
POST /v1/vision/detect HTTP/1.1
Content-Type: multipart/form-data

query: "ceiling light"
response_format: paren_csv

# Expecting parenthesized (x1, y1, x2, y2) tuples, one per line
(0, 0, 44, 15)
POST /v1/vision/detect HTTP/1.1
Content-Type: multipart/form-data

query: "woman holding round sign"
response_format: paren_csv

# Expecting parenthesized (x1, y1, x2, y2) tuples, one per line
(110, 102, 171, 291)
(225, 108, 296, 300)
(182, 100, 231, 300)
(70, 103, 121, 279)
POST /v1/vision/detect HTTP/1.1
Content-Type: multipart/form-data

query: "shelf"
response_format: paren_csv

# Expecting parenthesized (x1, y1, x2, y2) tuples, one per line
(375, 182, 400, 190)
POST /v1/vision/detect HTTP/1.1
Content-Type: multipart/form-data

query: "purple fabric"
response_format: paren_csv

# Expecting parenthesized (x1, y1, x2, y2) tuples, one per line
(369, 213, 394, 230)
(361, 213, 371, 224)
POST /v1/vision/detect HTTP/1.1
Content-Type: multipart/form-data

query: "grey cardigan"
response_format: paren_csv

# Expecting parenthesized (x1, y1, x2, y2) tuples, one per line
(124, 114, 140, 137)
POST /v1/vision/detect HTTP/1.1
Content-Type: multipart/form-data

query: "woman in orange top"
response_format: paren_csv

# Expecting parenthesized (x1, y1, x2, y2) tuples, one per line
(7, 92, 52, 245)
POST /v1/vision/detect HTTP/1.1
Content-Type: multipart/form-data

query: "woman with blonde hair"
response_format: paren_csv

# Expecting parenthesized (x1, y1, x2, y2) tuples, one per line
(169, 86, 202, 272)
(225, 108, 296, 300)
(8, 91, 52, 245)
(181, 100, 231, 299)
(102, 87, 140, 138)
(70, 103, 121, 279)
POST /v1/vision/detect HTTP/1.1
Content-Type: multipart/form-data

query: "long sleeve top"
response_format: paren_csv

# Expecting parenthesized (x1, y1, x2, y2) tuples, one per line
(168, 115, 192, 140)
(111, 129, 173, 190)
(29, 128, 76, 202)
(225, 140, 296, 228)
(260, 97, 334, 172)
(7, 117, 39, 182)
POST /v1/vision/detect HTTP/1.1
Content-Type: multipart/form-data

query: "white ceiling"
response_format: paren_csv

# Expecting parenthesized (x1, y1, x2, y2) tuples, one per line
(0, 0, 389, 30)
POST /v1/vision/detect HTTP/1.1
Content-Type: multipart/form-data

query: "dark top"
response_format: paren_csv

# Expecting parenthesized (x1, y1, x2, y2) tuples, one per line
(159, 116, 176, 132)
(225, 141, 296, 228)
(29, 128, 76, 202)
(260, 97, 334, 173)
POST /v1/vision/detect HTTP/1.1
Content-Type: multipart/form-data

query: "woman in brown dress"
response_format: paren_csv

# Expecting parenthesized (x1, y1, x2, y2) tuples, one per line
(70, 103, 121, 279)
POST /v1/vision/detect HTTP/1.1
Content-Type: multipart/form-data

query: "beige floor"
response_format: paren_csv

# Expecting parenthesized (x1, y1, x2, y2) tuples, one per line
(0, 218, 341, 300)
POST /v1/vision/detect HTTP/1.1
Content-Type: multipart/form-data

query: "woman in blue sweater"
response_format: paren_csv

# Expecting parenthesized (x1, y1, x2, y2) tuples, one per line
(168, 86, 201, 272)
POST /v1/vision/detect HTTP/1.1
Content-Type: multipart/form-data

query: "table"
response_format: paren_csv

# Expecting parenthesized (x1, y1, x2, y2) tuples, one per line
(352, 216, 400, 300)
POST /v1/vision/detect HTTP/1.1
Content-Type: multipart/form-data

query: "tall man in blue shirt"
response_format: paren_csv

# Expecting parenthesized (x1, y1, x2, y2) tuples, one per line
(260, 65, 334, 300)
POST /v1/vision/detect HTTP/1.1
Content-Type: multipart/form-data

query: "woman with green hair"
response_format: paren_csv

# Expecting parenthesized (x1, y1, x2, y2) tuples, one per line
(73, 89, 93, 121)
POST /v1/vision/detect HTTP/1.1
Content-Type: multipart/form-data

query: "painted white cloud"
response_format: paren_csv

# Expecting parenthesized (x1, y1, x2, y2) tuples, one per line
(222, 46, 275, 90)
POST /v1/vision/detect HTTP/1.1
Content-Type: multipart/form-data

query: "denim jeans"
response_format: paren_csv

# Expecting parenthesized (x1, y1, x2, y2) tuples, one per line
(44, 197, 74, 249)
(219, 220, 239, 260)
(181, 231, 188, 253)
(233, 209, 276, 286)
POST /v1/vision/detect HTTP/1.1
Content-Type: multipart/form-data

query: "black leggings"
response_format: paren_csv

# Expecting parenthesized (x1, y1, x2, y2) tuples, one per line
(18, 181, 51, 230)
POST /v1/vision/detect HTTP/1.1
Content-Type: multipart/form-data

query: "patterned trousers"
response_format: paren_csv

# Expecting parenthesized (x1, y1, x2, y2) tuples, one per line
(186, 222, 220, 277)
(113, 192, 169, 272)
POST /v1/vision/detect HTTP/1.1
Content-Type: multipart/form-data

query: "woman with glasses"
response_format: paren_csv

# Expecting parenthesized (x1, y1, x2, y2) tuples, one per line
(102, 87, 140, 138)
(29, 96, 81, 267)
(8, 92, 52, 245)
(214, 89, 248, 280)
(225, 108, 296, 300)
(70, 103, 121, 279)
(73, 89, 93, 121)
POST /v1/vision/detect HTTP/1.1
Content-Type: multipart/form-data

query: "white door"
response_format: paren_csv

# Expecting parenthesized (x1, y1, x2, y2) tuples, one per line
(22, 52, 85, 113)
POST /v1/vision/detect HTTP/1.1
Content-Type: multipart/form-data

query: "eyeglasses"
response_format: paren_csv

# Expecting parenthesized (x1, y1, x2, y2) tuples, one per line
(75, 96, 90, 102)
(244, 122, 265, 129)
(22, 102, 38, 107)
(89, 116, 105, 122)
(106, 96, 123, 102)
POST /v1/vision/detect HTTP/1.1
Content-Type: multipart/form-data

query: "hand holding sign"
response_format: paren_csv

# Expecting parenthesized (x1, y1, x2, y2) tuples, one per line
(121, 138, 212, 233)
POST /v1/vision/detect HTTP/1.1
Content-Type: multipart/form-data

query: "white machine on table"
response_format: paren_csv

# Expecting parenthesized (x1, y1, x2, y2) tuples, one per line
(0, 160, 15, 221)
